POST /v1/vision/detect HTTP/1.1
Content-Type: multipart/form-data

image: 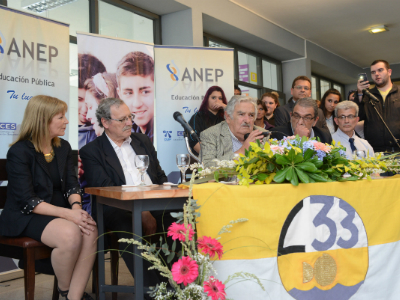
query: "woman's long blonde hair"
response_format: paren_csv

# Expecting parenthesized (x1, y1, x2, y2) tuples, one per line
(12, 95, 68, 153)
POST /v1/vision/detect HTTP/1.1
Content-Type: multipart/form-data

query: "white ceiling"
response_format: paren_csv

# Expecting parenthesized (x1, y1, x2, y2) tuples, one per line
(230, 0, 400, 68)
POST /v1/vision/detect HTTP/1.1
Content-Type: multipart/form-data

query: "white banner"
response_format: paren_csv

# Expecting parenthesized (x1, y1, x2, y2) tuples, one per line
(0, 6, 70, 158)
(154, 46, 234, 181)
(77, 32, 154, 213)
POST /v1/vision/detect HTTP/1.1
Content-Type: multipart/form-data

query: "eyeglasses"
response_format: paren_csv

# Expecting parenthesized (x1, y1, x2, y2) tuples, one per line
(293, 85, 311, 91)
(337, 115, 357, 120)
(108, 113, 135, 123)
(291, 113, 314, 122)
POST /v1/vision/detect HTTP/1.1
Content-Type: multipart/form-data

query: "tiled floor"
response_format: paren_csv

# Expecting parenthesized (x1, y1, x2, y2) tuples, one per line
(0, 256, 136, 300)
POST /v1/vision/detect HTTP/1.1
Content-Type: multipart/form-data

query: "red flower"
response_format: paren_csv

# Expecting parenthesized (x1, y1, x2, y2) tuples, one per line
(204, 276, 226, 300)
(167, 223, 195, 242)
(171, 256, 198, 286)
(197, 236, 223, 260)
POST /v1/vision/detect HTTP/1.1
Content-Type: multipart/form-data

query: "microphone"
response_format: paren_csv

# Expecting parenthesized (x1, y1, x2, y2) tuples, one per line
(173, 112, 199, 141)
(244, 131, 271, 140)
(362, 89, 379, 102)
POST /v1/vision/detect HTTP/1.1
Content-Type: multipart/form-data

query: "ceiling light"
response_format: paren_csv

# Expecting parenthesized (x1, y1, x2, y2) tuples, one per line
(369, 25, 389, 34)
(22, 0, 77, 13)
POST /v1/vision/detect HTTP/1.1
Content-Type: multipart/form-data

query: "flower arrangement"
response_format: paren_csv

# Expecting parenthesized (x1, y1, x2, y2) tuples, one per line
(119, 175, 264, 300)
(187, 135, 398, 187)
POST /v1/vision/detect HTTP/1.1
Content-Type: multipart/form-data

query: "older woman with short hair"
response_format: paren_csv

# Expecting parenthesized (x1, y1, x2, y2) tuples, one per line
(0, 95, 97, 300)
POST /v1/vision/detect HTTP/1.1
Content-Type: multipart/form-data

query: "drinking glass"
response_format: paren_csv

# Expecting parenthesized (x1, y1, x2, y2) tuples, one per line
(353, 150, 366, 160)
(176, 154, 190, 183)
(134, 155, 149, 186)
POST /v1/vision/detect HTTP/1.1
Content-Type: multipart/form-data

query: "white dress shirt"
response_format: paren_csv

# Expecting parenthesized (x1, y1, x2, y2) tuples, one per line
(332, 128, 374, 160)
(106, 133, 153, 185)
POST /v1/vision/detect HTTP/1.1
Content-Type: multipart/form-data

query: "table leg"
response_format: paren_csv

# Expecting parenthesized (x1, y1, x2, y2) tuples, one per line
(133, 200, 144, 300)
(96, 196, 106, 300)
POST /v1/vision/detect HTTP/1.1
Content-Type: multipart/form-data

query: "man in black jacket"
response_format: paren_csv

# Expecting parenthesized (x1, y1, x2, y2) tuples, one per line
(272, 97, 332, 144)
(356, 59, 400, 152)
(80, 97, 168, 285)
(274, 75, 328, 129)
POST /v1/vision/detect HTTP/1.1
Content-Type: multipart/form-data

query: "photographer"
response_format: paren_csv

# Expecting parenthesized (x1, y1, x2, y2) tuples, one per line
(357, 60, 400, 153)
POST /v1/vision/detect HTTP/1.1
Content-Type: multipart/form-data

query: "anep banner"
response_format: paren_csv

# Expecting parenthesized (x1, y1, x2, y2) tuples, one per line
(154, 46, 234, 180)
(0, 6, 70, 158)
(194, 177, 400, 300)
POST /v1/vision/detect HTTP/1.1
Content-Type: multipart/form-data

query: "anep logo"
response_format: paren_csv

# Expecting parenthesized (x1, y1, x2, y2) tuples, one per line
(166, 60, 180, 81)
(0, 31, 6, 61)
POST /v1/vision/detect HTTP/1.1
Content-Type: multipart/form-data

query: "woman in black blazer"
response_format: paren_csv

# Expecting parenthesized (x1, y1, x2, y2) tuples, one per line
(0, 95, 97, 300)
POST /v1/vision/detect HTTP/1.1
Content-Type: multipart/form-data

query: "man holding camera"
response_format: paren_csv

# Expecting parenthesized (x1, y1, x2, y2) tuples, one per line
(357, 60, 400, 153)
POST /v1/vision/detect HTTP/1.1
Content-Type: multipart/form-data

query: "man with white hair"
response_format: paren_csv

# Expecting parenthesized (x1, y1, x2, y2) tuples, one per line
(200, 96, 267, 167)
(332, 101, 374, 159)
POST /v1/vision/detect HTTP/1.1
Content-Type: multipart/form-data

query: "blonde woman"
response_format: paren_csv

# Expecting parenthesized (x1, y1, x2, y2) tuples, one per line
(0, 95, 97, 300)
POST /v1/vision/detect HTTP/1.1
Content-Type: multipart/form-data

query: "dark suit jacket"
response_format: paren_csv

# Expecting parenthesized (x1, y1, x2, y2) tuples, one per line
(274, 98, 328, 129)
(80, 132, 167, 188)
(0, 139, 80, 237)
(271, 122, 332, 144)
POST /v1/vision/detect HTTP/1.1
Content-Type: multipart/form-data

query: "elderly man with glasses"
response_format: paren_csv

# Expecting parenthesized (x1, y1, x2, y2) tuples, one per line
(274, 75, 328, 129)
(80, 97, 168, 286)
(332, 101, 374, 159)
(272, 97, 332, 143)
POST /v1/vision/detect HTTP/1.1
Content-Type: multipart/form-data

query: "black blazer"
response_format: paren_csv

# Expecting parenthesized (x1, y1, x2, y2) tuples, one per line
(271, 122, 332, 144)
(0, 139, 81, 237)
(79, 132, 167, 188)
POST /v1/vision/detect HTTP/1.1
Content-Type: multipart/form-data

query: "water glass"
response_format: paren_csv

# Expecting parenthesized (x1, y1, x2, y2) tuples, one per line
(353, 150, 366, 160)
(176, 154, 190, 183)
(134, 155, 149, 186)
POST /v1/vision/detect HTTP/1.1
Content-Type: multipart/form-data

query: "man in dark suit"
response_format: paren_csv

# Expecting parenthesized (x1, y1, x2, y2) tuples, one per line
(275, 75, 328, 129)
(80, 97, 167, 285)
(272, 97, 332, 144)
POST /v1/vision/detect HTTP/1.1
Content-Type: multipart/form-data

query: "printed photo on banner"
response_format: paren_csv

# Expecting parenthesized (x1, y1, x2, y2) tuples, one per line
(77, 33, 154, 213)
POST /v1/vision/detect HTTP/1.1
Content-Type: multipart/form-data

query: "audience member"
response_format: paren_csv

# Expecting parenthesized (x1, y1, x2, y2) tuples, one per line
(234, 85, 241, 95)
(261, 92, 280, 126)
(356, 59, 400, 152)
(188, 86, 227, 156)
(201, 96, 267, 167)
(255, 99, 274, 130)
(332, 101, 374, 159)
(80, 98, 167, 285)
(316, 99, 321, 108)
(0, 95, 97, 300)
(320, 89, 342, 134)
(117, 52, 155, 143)
(274, 76, 328, 129)
(272, 97, 332, 143)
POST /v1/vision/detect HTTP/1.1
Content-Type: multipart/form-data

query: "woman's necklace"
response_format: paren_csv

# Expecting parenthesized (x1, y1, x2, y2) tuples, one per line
(44, 149, 55, 163)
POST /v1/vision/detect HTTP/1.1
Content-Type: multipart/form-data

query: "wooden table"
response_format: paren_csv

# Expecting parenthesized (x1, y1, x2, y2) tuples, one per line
(85, 185, 189, 300)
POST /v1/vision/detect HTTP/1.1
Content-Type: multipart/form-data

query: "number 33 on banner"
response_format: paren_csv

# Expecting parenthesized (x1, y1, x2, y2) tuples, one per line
(277, 195, 368, 300)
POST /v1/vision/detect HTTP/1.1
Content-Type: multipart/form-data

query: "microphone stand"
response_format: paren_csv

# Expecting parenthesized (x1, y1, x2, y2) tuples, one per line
(368, 97, 400, 150)
(184, 132, 202, 163)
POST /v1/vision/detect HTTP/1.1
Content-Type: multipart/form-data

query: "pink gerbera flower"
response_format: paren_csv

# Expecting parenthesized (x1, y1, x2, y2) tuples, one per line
(313, 141, 332, 153)
(171, 256, 199, 286)
(167, 222, 195, 242)
(204, 276, 226, 300)
(197, 236, 223, 260)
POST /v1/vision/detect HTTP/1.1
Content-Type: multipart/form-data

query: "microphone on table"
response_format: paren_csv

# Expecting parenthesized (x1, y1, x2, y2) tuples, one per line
(173, 111, 199, 141)
(244, 131, 271, 140)
(362, 89, 379, 103)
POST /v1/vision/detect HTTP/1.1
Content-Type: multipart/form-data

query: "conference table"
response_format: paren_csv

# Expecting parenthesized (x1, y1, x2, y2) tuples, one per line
(85, 185, 189, 300)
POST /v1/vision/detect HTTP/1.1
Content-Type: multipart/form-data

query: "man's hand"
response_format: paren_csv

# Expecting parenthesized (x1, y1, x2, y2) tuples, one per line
(293, 122, 310, 138)
(236, 130, 265, 155)
(142, 211, 157, 236)
(357, 79, 370, 94)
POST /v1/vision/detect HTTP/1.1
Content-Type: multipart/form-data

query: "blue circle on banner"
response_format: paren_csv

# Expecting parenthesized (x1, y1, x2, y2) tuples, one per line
(277, 195, 368, 300)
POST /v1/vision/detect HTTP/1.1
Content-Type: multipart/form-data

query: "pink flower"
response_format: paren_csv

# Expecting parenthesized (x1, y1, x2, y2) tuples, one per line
(171, 256, 198, 286)
(313, 141, 331, 153)
(204, 276, 226, 300)
(270, 145, 284, 154)
(197, 236, 224, 260)
(167, 223, 195, 242)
